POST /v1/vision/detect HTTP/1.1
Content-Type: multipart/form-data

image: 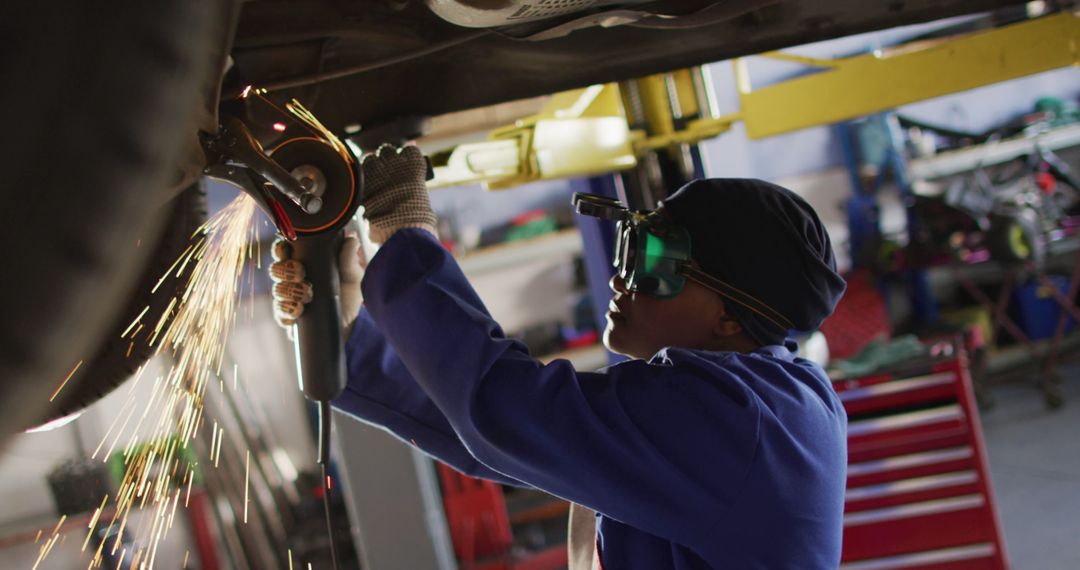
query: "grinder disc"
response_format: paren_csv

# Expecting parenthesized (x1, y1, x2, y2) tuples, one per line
(269, 137, 361, 236)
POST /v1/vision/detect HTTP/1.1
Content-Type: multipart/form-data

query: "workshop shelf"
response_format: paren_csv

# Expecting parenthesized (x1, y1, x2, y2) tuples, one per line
(457, 229, 583, 277)
(908, 123, 1080, 181)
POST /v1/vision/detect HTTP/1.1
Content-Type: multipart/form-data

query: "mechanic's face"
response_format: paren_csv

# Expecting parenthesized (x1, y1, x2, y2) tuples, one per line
(604, 272, 750, 360)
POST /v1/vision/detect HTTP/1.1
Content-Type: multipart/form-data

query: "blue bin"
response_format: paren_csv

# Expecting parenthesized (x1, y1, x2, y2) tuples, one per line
(1011, 276, 1076, 341)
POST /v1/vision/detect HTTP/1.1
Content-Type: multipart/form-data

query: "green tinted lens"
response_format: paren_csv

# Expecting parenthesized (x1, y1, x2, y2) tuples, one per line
(638, 224, 692, 298)
(616, 221, 692, 298)
(643, 232, 667, 273)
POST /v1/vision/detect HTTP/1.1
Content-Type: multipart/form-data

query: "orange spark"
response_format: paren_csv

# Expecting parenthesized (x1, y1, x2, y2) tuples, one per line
(244, 450, 251, 524)
(50, 361, 83, 401)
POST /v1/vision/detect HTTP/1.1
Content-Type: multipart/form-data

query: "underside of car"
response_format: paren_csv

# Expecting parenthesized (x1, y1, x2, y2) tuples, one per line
(231, 0, 1029, 134)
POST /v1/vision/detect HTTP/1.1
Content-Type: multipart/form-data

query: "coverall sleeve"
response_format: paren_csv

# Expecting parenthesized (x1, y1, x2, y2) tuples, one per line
(358, 229, 760, 547)
(334, 308, 526, 487)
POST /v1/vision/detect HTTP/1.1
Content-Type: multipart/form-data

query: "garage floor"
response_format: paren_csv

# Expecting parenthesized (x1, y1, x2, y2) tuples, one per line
(981, 361, 1080, 570)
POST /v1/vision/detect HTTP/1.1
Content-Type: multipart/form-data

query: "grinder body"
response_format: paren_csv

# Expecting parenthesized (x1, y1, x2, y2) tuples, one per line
(291, 232, 349, 402)
(262, 137, 363, 406)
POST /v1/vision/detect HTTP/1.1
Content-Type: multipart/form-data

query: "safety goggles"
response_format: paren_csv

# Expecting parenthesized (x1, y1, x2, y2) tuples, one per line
(573, 192, 795, 331)
(573, 192, 690, 298)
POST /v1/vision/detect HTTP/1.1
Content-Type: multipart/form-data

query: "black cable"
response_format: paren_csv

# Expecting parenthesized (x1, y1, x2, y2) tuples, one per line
(243, 31, 491, 95)
(317, 400, 340, 570)
(895, 114, 987, 142)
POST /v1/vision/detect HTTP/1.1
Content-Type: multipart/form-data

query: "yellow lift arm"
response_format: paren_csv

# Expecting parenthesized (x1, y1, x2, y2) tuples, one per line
(428, 12, 1079, 190)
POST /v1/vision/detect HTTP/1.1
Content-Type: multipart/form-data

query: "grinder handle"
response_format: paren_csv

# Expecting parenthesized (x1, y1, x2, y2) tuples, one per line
(290, 231, 347, 403)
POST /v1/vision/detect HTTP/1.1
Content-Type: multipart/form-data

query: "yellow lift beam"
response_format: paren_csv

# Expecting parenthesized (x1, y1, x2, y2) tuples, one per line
(429, 12, 1080, 190)
(737, 11, 1080, 139)
(430, 83, 638, 189)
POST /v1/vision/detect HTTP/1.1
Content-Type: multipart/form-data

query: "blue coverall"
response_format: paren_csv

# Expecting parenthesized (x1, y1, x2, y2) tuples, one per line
(333, 228, 848, 569)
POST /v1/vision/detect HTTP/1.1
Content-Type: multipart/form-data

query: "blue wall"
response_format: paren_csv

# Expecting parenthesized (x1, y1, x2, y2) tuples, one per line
(428, 179, 573, 235)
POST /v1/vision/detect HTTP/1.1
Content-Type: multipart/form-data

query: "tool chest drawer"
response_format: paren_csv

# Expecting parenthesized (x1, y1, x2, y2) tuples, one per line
(836, 368, 961, 414)
(847, 404, 970, 463)
(843, 495, 996, 561)
(832, 346, 1009, 570)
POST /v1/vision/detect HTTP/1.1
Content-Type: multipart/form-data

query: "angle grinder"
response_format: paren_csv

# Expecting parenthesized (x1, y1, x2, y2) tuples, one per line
(204, 121, 362, 570)
(204, 120, 362, 412)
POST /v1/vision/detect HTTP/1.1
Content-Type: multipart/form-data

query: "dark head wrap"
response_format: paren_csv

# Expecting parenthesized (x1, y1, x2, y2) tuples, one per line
(661, 178, 846, 346)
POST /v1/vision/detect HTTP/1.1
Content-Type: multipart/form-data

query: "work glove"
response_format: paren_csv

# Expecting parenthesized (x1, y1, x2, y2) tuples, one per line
(269, 225, 367, 336)
(360, 143, 437, 244)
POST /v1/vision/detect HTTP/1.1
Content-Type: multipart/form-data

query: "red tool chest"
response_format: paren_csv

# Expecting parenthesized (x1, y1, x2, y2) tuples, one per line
(833, 344, 1010, 570)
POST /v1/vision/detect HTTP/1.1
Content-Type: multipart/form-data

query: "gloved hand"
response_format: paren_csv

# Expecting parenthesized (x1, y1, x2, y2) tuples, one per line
(360, 143, 437, 244)
(269, 226, 367, 336)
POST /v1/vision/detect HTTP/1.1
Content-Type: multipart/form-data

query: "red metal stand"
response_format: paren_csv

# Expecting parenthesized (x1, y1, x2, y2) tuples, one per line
(437, 463, 513, 569)
(951, 251, 1080, 408)
(436, 463, 569, 570)
(185, 488, 221, 570)
(834, 345, 1010, 569)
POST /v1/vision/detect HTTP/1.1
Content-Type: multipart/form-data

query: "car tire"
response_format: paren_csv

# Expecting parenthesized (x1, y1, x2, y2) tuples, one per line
(35, 183, 209, 427)
(1, 1, 226, 438)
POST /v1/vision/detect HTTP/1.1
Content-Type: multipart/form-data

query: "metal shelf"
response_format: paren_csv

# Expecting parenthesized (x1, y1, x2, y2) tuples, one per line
(456, 229, 584, 277)
(986, 333, 1080, 375)
(908, 123, 1080, 181)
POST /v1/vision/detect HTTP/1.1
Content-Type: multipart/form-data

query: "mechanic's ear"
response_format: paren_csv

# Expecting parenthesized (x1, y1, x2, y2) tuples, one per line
(712, 299, 744, 338)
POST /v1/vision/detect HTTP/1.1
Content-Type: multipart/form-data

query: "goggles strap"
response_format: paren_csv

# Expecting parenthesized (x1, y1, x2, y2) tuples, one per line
(680, 266, 796, 332)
